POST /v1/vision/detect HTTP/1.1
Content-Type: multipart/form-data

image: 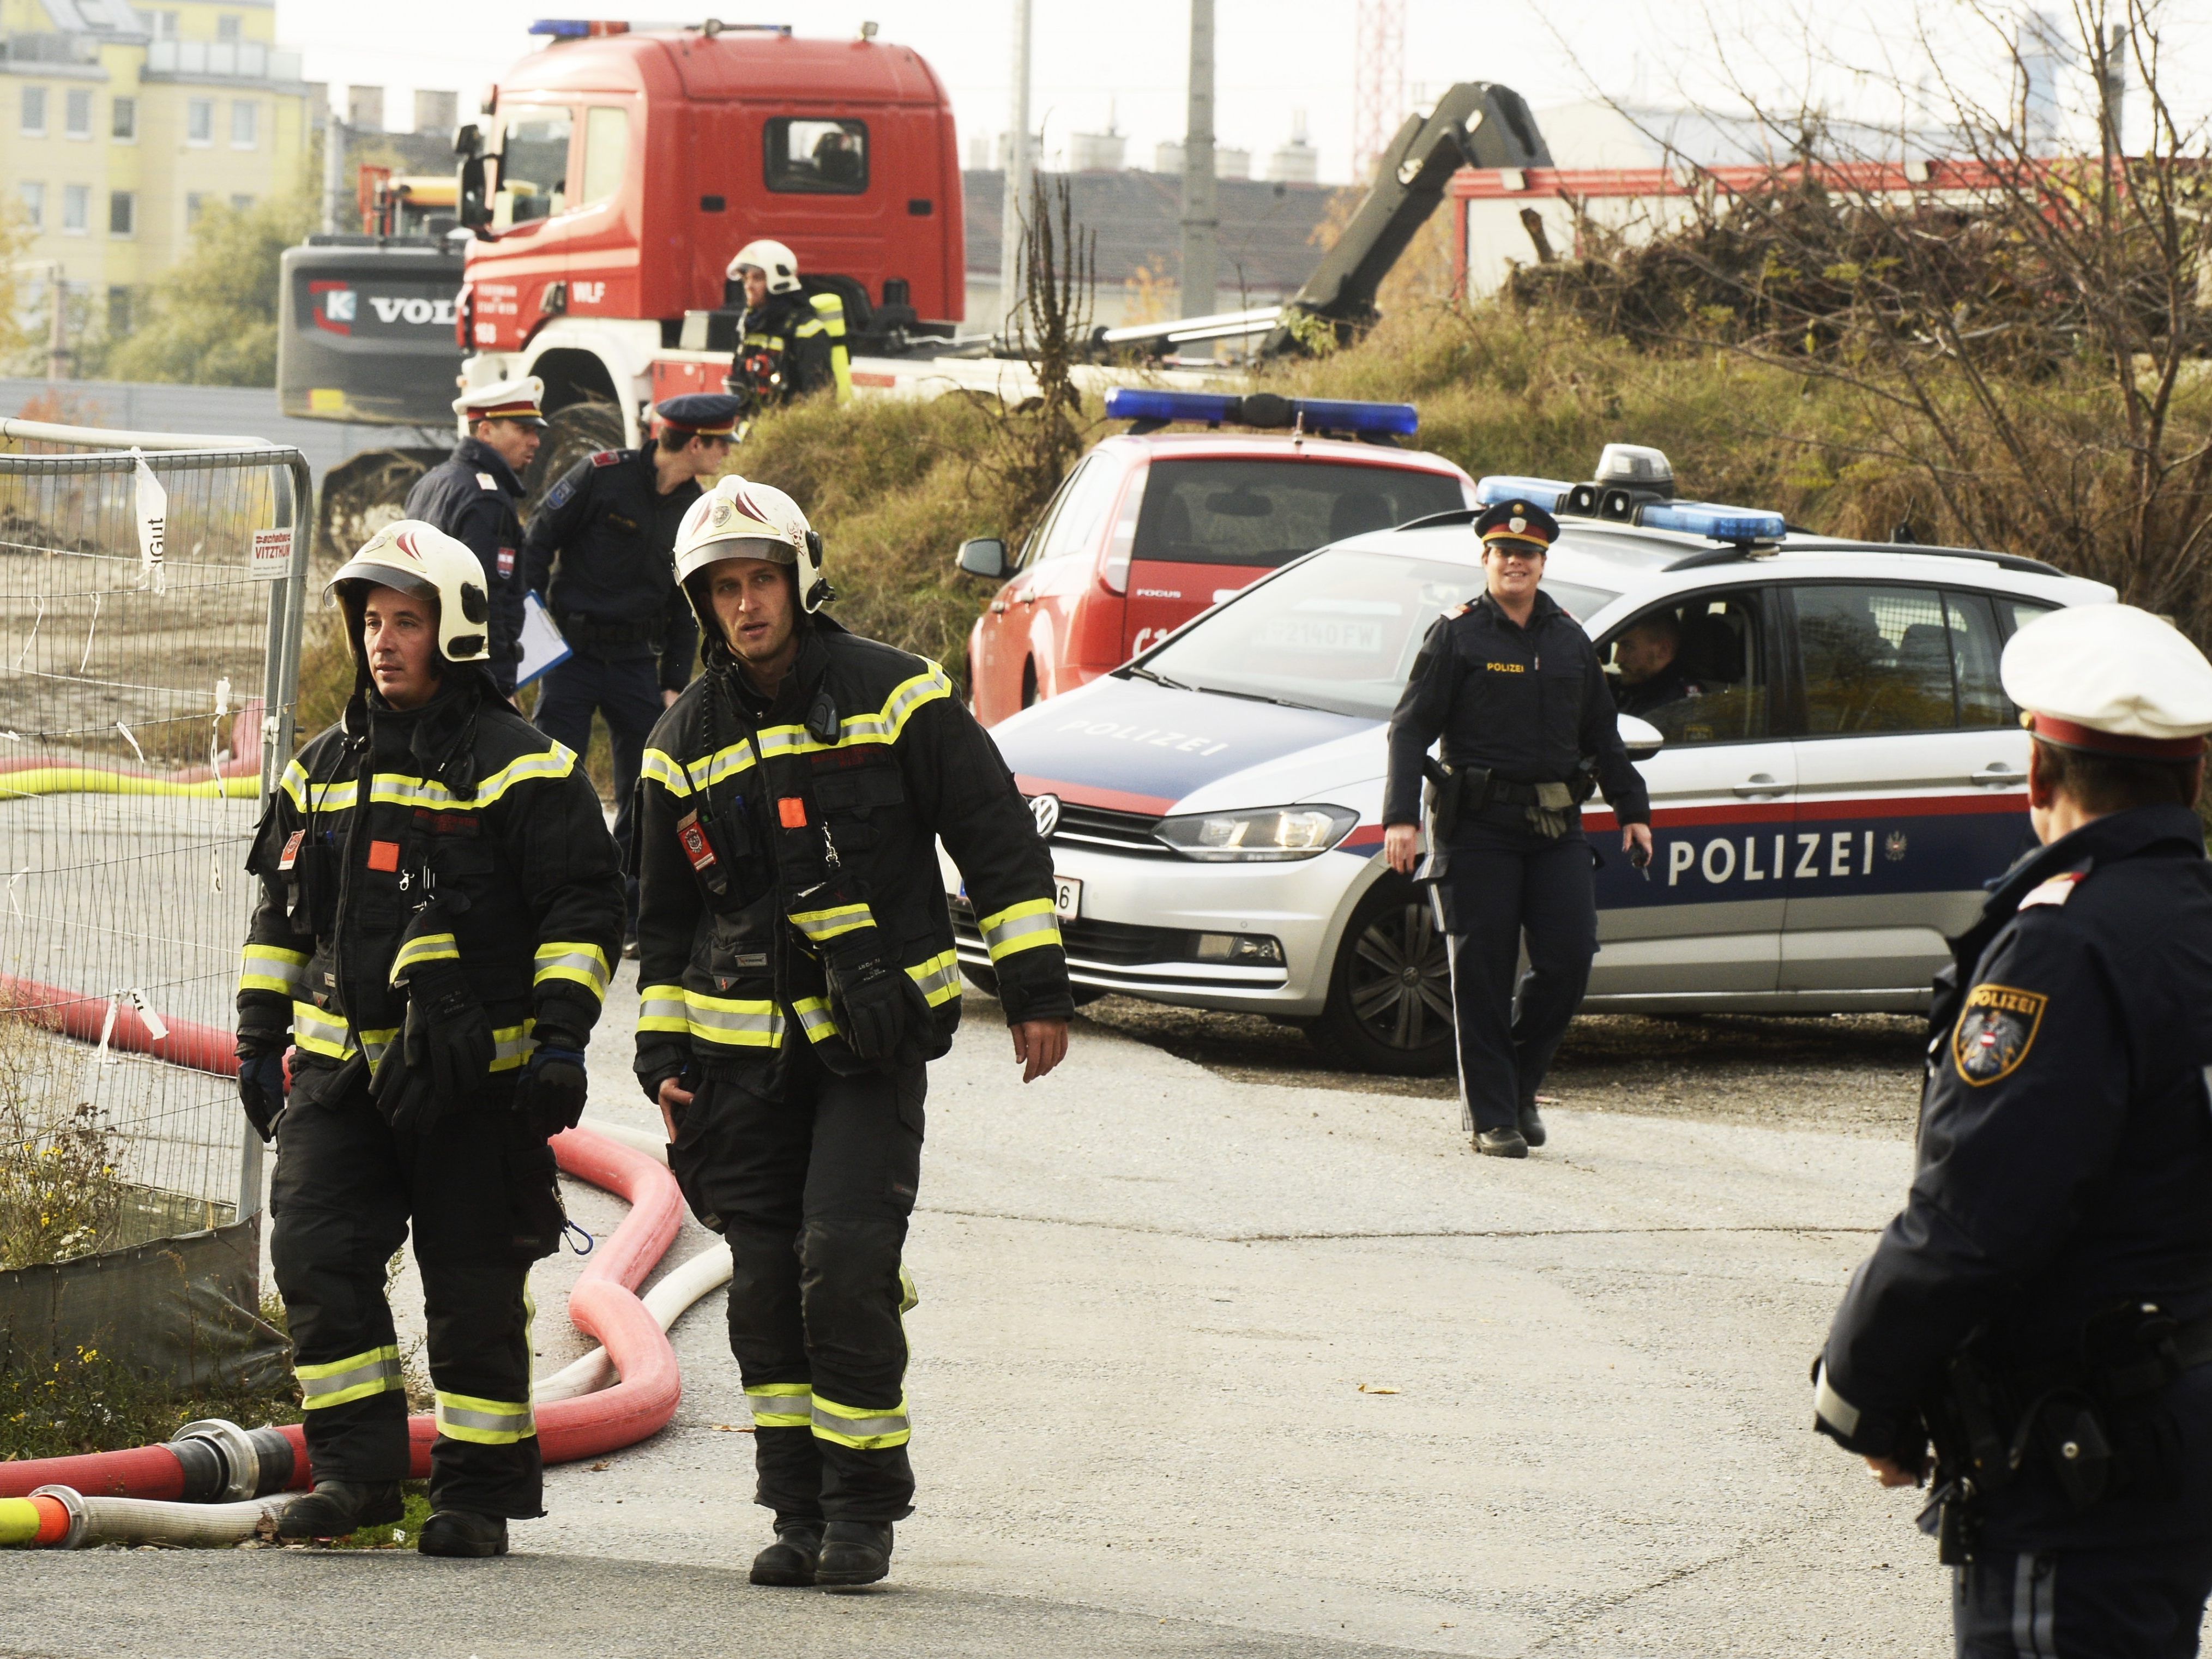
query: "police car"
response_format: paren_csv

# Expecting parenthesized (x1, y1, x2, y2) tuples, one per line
(947, 444, 2115, 1074)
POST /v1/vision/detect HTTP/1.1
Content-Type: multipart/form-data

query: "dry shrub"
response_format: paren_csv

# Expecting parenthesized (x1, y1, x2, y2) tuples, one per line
(0, 1004, 125, 1271)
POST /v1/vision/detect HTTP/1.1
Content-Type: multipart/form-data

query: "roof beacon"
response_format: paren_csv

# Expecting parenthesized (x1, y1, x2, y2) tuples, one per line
(1104, 387, 1418, 444)
(1637, 502, 1787, 543)
(1473, 475, 1574, 511)
(528, 19, 630, 38)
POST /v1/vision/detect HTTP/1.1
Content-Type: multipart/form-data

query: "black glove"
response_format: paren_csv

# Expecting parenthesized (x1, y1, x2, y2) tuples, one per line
(515, 1031, 588, 1140)
(371, 960, 495, 1136)
(236, 1042, 288, 1143)
(824, 956, 931, 1064)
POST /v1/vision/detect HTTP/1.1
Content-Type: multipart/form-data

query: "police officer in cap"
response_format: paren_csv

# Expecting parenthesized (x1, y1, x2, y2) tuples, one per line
(1382, 499, 1653, 1157)
(725, 239, 854, 410)
(402, 375, 546, 695)
(1813, 604, 2212, 1657)
(522, 393, 737, 948)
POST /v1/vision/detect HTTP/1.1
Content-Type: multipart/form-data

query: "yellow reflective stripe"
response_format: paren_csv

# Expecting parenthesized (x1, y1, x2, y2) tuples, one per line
(365, 745, 577, 812)
(639, 983, 688, 1033)
(684, 990, 783, 1049)
(280, 757, 355, 814)
(792, 995, 837, 1044)
(297, 1344, 401, 1409)
(489, 1021, 534, 1072)
(533, 940, 611, 1001)
(746, 1383, 813, 1429)
(978, 896, 1062, 963)
(238, 943, 310, 998)
(789, 903, 873, 942)
(360, 1026, 396, 1067)
(907, 949, 960, 1008)
(434, 1390, 535, 1445)
(689, 740, 758, 792)
(640, 746, 694, 798)
(291, 1001, 354, 1059)
(752, 665, 954, 759)
(810, 1391, 909, 1450)
(388, 932, 459, 985)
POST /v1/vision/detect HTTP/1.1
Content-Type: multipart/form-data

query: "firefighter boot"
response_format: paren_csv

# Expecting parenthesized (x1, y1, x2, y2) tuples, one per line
(275, 1479, 405, 1540)
(418, 1509, 509, 1557)
(815, 1520, 894, 1587)
(750, 1519, 824, 1586)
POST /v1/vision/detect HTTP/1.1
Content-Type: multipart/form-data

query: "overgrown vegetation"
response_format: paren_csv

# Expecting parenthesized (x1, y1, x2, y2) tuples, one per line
(0, 1005, 125, 1271)
(0, 1341, 300, 1464)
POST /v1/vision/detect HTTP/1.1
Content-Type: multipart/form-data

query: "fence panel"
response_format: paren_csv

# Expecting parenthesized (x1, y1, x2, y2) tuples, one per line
(0, 428, 309, 1253)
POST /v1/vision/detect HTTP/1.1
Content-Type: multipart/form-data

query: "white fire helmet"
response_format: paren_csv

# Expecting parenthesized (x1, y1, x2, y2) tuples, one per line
(727, 238, 800, 295)
(674, 475, 832, 617)
(326, 520, 492, 665)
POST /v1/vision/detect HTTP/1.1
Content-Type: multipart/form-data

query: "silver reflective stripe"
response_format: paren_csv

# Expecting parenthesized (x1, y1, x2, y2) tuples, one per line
(490, 1023, 534, 1070)
(437, 1401, 534, 1437)
(793, 998, 837, 1042)
(812, 1402, 909, 1440)
(299, 1350, 400, 1404)
(2011, 1553, 2057, 1659)
(687, 994, 783, 1046)
(907, 952, 959, 1004)
(639, 986, 687, 1033)
(533, 943, 611, 998)
(746, 1388, 813, 1425)
(1811, 1364, 1860, 1437)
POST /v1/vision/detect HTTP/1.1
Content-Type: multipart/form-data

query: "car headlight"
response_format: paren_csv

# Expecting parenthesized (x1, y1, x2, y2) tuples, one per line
(1152, 804, 1357, 861)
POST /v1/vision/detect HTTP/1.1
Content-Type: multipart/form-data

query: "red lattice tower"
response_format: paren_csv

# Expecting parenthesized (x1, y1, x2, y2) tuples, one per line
(1352, 0, 1407, 183)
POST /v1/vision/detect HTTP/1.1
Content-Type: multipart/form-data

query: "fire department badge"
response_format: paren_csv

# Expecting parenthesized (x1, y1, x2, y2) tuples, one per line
(1951, 982, 2047, 1086)
(1884, 830, 1907, 862)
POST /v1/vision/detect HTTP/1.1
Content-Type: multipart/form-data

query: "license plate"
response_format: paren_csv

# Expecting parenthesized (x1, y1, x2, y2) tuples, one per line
(1053, 874, 1082, 921)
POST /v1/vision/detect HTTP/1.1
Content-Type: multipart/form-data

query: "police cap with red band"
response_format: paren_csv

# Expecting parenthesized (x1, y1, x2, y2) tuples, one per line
(655, 393, 743, 439)
(2000, 603, 2212, 760)
(1475, 498, 1559, 552)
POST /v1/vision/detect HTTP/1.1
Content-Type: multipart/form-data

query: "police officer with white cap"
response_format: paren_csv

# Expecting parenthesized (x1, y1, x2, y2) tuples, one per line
(1813, 602, 2212, 1656)
(402, 376, 547, 695)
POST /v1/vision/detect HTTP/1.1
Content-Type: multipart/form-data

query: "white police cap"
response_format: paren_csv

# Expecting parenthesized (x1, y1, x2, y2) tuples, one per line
(2001, 603, 2212, 758)
(451, 374, 547, 428)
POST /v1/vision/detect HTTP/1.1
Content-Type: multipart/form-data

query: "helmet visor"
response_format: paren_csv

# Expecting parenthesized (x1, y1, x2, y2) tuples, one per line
(691, 534, 795, 568)
(326, 560, 438, 603)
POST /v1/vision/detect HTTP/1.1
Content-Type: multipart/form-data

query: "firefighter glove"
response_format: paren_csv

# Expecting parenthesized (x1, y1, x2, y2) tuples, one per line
(236, 1044, 288, 1143)
(515, 1037, 588, 1140)
(824, 956, 926, 1064)
(372, 960, 495, 1136)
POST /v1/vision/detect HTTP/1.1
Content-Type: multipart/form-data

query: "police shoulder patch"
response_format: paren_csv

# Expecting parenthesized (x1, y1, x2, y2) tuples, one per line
(589, 450, 621, 468)
(544, 479, 575, 510)
(1951, 982, 2049, 1087)
(2020, 871, 2083, 909)
(475, 470, 498, 491)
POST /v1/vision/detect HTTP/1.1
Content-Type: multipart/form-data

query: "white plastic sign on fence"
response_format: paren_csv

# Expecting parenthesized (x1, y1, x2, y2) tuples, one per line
(249, 526, 293, 582)
(132, 451, 166, 595)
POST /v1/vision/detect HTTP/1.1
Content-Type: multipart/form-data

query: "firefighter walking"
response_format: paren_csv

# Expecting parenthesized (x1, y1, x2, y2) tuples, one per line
(633, 475, 1071, 1587)
(724, 240, 854, 410)
(234, 522, 625, 1554)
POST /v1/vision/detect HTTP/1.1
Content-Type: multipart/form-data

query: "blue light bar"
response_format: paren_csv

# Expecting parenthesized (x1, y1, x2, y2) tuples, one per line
(1474, 474, 1573, 510)
(1104, 388, 1240, 426)
(1636, 500, 1787, 542)
(529, 18, 628, 37)
(1291, 397, 1418, 437)
(1102, 388, 1418, 437)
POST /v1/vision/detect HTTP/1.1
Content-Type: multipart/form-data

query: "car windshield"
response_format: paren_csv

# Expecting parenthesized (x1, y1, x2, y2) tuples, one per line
(1132, 459, 1467, 569)
(1141, 549, 1620, 719)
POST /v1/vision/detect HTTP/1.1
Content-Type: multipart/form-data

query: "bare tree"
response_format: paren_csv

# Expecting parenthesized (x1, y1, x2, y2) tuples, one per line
(979, 173, 1096, 534)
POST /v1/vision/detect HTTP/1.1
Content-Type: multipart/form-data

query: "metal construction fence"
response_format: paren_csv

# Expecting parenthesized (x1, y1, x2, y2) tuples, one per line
(0, 418, 310, 1254)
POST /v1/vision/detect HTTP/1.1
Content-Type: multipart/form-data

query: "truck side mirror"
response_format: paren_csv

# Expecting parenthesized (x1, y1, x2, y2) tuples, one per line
(458, 154, 491, 231)
(956, 538, 1006, 580)
(1618, 712, 1664, 761)
(454, 122, 483, 159)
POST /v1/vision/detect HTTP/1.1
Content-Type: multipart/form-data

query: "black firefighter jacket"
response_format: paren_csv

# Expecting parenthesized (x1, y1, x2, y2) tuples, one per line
(632, 615, 1072, 1091)
(236, 674, 627, 1090)
(402, 439, 528, 680)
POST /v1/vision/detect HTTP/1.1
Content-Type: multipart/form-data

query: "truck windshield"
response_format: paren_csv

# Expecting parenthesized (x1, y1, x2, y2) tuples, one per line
(1132, 459, 1465, 570)
(1140, 549, 1619, 719)
(496, 108, 571, 225)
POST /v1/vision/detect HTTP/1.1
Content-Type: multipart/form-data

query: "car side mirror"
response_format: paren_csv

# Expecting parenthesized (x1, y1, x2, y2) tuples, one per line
(1618, 712, 1663, 761)
(957, 537, 1006, 580)
(458, 154, 491, 231)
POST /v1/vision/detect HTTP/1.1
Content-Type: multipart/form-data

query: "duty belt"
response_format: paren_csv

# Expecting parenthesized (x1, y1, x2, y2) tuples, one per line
(556, 611, 659, 651)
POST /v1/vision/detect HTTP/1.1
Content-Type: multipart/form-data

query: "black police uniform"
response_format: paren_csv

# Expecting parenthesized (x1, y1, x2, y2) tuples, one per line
(1384, 549, 1650, 1141)
(522, 447, 702, 916)
(634, 611, 1071, 1527)
(729, 289, 853, 408)
(237, 669, 625, 1518)
(1815, 803, 2212, 1656)
(403, 439, 528, 695)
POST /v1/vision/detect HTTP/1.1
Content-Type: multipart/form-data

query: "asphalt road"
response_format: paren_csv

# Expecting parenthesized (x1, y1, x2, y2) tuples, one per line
(2, 982, 1956, 1658)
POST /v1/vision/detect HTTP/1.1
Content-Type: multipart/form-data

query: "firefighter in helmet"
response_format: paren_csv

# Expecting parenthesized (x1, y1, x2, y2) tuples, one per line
(633, 476, 1071, 1586)
(724, 239, 854, 410)
(234, 521, 625, 1554)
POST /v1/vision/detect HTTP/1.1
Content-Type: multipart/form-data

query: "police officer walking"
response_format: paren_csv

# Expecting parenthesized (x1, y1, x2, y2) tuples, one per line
(523, 393, 737, 948)
(1382, 499, 1653, 1158)
(402, 375, 546, 695)
(634, 475, 1072, 1588)
(233, 521, 625, 1554)
(1813, 604, 2212, 1657)
(724, 240, 854, 410)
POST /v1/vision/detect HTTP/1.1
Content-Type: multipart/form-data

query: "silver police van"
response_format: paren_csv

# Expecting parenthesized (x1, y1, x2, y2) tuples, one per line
(950, 445, 2113, 1074)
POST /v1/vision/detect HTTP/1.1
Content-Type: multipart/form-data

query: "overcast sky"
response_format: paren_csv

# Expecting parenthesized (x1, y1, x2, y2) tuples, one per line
(277, 1, 2211, 183)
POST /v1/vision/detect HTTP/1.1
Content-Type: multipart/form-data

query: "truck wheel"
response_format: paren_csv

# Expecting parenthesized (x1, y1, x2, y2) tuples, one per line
(317, 449, 436, 562)
(526, 399, 626, 512)
(1312, 879, 1455, 1075)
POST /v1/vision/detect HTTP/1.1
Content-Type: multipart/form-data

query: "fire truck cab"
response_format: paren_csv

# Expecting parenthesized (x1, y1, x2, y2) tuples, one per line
(455, 20, 965, 444)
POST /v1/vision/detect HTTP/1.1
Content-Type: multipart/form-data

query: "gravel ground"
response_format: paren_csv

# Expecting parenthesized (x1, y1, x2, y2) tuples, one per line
(1074, 996, 1927, 1138)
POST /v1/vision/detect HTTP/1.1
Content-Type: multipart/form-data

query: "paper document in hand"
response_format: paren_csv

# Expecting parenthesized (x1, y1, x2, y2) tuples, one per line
(517, 592, 572, 687)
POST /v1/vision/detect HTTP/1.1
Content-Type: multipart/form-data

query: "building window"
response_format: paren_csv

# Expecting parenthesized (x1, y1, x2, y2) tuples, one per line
(217, 15, 242, 43)
(21, 87, 47, 137)
(111, 97, 135, 142)
(64, 89, 89, 140)
(185, 192, 204, 227)
(150, 10, 179, 38)
(62, 185, 88, 234)
(187, 99, 212, 146)
(230, 193, 254, 211)
(19, 182, 44, 229)
(107, 287, 131, 337)
(109, 191, 134, 237)
(230, 100, 257, 149)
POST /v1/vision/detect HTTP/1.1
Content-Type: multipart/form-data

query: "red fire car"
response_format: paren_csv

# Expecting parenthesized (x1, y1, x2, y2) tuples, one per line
(956, 391, 1477, 726)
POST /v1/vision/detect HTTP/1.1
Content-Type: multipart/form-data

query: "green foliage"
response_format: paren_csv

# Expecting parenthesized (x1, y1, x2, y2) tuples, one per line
(0, 1008, 125, 1270)
(0, 1342, 299, 1462)
(107, 196, 318, 387)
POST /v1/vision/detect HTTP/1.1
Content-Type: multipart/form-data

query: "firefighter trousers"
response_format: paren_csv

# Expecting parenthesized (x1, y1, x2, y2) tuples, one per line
(667, 1039, 924, 1523)
(268, 1060, 563, 1518)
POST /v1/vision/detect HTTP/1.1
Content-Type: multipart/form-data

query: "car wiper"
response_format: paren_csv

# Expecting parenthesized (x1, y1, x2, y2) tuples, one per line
(1128, 662, 1323, 712)
(1125, 664, 1196, 691)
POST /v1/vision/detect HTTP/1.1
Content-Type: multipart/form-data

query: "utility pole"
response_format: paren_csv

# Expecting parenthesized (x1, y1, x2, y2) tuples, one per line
(321, 105, 347, 234)
(1179, 0, 1217, 319)
(996, 0, 1033, 341)
(45, 264, 65, 383)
